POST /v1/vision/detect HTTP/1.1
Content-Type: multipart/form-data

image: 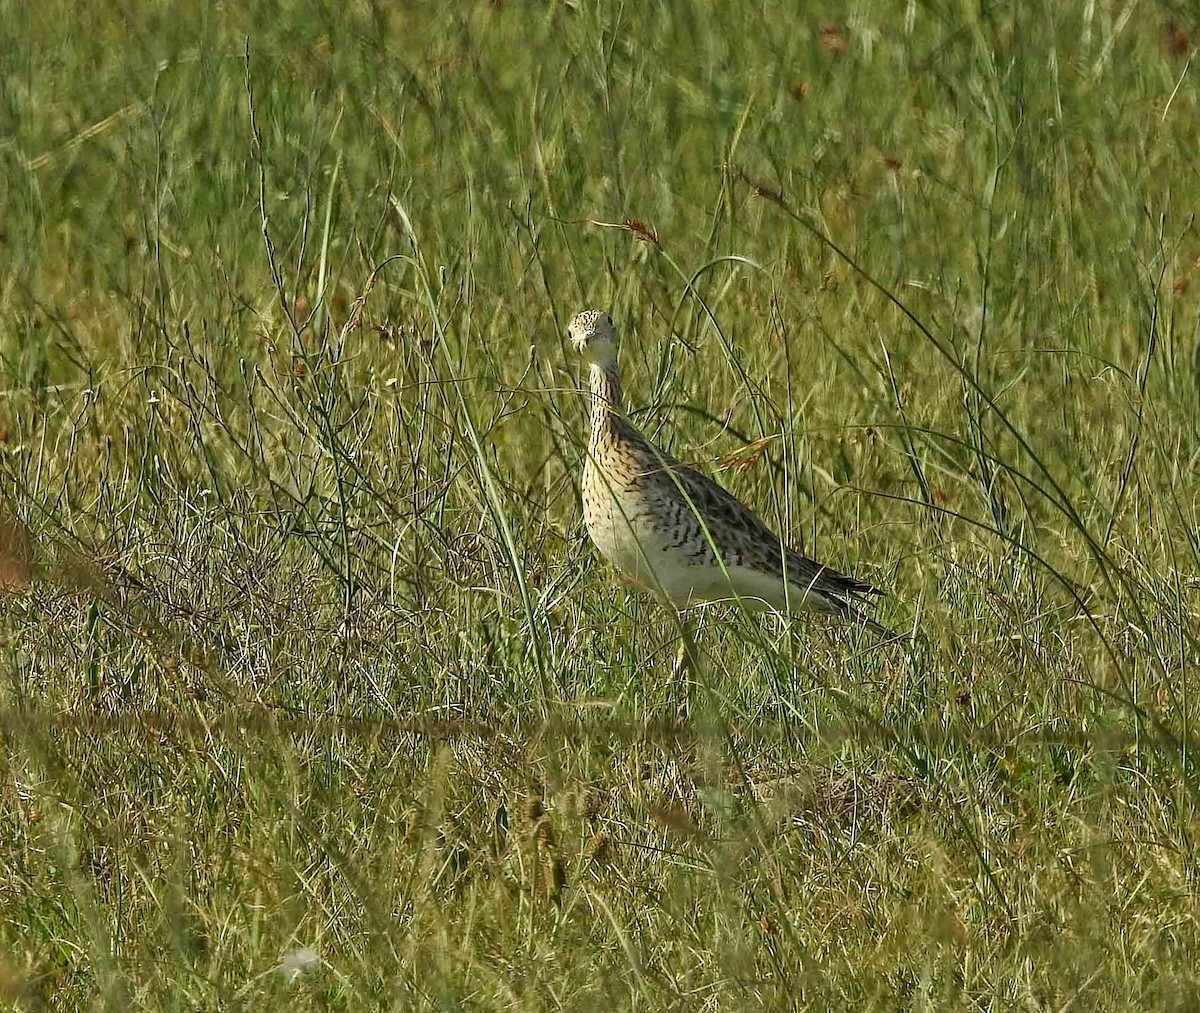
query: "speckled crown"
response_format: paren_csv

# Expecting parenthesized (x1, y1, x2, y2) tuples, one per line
(569, 309, 615, 334)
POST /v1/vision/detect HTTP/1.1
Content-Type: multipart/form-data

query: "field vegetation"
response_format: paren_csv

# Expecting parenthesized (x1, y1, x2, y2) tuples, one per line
(2, 1, 1200, 1007)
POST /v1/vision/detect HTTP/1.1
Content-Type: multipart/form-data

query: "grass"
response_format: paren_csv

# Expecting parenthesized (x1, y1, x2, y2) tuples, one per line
(1, 0, 1199, 1007)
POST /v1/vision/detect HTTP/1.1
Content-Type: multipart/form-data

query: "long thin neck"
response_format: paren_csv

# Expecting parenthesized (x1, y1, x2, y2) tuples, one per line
(588, 362, 624, 449)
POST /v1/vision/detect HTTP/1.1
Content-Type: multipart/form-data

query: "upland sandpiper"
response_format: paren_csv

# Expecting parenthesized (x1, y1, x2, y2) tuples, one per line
(570, 309, 886, 671)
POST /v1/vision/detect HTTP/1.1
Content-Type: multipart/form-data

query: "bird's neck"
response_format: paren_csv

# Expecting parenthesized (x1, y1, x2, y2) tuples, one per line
(588, 362, 624, 448)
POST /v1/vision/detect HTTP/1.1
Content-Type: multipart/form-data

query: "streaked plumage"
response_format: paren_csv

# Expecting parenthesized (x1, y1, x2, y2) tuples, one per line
(570, 309, 884, 625)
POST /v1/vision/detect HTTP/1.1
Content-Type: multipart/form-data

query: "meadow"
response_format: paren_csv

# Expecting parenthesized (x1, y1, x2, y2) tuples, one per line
(2, 0, 1200, 1007)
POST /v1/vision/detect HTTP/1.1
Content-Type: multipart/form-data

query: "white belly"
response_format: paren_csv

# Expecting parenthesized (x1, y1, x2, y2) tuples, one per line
(582, 461, 812, 612)
(582, 463, 666, 586)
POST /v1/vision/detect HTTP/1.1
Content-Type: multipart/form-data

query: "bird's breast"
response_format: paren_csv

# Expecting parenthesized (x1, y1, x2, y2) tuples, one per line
(582, 458, 713, 595)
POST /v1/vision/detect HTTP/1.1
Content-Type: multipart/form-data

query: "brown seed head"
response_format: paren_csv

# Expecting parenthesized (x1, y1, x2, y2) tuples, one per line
(1166, 21, 1190, 56)
(0, 509, 32, 592)
(717, 435, 778, 473)
(819, 22, 850, 54)
(650, 802, 698, 838)
(543, 856, 566, 900)
(585, 830, 611, 865)
(623, 218, 660, 245)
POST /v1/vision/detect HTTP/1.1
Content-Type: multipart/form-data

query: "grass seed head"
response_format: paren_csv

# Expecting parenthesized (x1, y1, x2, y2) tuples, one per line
(543, 856, 566, 901)
(622, 218, 660, 245)
(819, 22, 850, 54)
(650, 802, 698, 839)
(0, 509, 32, 592)
(1166, 21, 1190, 55)
(585, 830, 611, 865)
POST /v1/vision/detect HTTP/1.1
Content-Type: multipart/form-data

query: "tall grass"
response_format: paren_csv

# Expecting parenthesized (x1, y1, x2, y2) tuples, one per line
(1, 1, 1199, 1007)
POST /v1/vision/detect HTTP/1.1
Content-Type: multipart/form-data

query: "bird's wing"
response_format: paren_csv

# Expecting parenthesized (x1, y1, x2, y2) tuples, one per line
(650, 454, 883, 608)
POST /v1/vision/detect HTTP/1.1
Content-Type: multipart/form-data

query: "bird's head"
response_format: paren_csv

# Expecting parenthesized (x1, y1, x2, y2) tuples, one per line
(568, 309, 618, 367)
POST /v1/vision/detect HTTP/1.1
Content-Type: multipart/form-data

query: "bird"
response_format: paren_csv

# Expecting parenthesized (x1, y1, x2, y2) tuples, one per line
(569, 309, 888, 673)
